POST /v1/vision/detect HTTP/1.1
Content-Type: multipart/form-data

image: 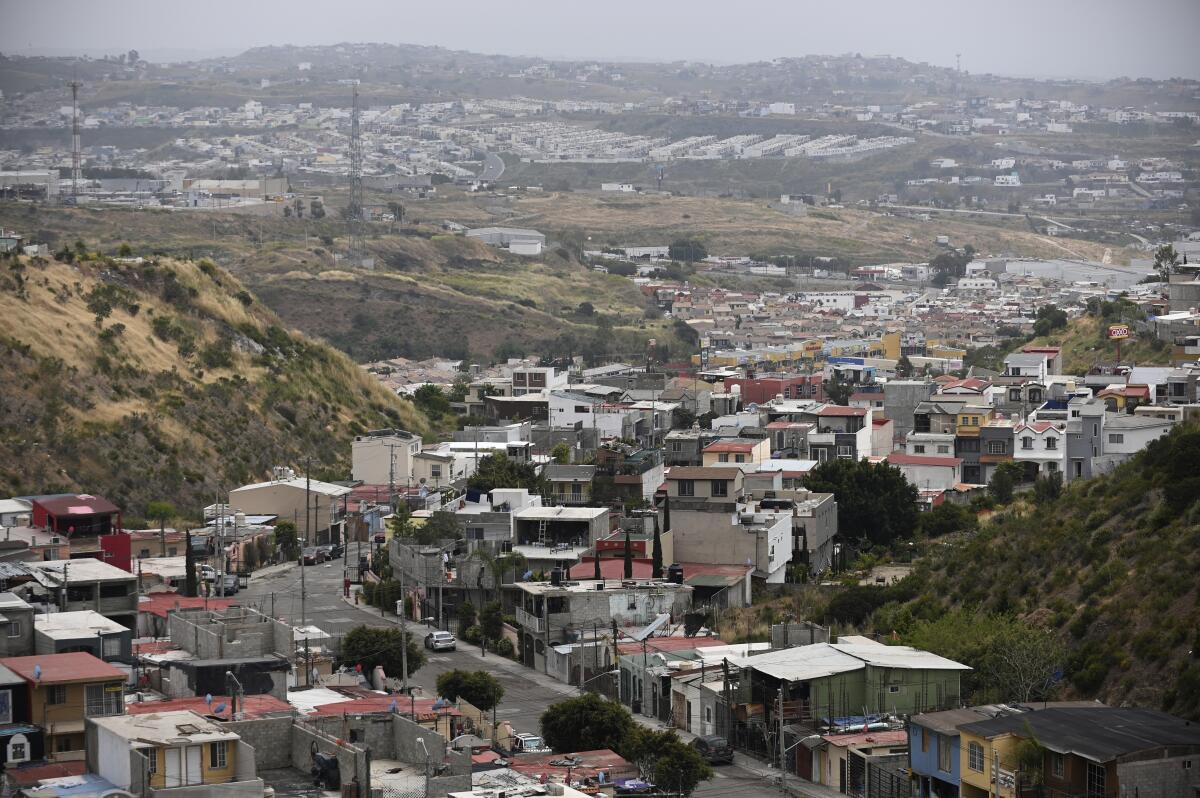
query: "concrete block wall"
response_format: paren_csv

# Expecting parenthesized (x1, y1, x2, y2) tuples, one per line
(224, 716, 295, 770)
(292, 721, 367, 792)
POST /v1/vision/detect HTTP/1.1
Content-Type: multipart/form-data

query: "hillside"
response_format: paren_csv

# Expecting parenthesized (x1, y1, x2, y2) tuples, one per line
(891, 426, 1200, 718)
(0, 248, 430, 520)
(1016, 312, 1170, 374)
(0, 205, 692, 364)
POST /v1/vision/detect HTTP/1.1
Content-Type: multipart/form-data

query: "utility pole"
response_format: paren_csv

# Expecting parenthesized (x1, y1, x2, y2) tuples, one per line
(398, 560, 409, 695)
(69, 79, 82, 198)
(778, 688, 786, 795)
(305, 460, 312, 548)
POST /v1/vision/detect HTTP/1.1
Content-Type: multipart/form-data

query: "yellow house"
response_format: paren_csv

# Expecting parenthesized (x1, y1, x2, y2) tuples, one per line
(955, 405, 993, 438)
(0, 652, 125, 760)
(88, 709, 261, 795)
(958, 725, 1022, 798)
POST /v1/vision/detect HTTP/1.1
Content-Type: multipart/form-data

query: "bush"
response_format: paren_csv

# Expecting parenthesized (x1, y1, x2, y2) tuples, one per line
(492, 638, 515, 658)
(461, 624, 482, 644)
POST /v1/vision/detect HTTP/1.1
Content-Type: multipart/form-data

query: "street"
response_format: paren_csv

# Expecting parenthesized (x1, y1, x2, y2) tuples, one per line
(241, 559, 818, 798)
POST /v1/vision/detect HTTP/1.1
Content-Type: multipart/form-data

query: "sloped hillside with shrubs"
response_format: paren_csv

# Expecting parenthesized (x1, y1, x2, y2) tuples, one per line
(0, 245, 429, 518)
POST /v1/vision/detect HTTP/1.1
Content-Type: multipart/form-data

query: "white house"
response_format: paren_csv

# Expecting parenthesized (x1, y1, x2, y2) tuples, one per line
(1014, 421, 1066, 476)
(886, 453, 962, 492)
(1102, 414, 1172, 456)
(994, 173, 1021, 187)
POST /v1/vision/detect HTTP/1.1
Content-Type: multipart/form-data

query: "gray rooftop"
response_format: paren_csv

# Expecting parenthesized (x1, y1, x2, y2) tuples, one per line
(960, 707, 1200, 762)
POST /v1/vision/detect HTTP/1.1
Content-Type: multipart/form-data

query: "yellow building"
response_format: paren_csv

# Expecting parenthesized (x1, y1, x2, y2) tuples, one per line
(958, 725, 1022, 798)
(0, 652, 125, 759)
(88, 709, 261, 795)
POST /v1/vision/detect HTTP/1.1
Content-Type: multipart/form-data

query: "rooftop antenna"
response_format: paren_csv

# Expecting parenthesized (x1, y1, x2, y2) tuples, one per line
(348, 82, 364, 256)
(70, 76, 83, 198)
(955, 53, 962, 74)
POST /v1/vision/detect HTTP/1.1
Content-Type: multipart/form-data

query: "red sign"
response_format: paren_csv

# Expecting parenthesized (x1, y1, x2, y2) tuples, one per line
(1108, 325, 1131, 340)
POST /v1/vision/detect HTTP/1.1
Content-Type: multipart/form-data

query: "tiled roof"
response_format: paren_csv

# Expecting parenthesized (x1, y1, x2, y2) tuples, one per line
(1, 652, 125, 683)
(667, 467, 742, 480)
(886, 453, 963, 467)
(817, 405, 868, 416)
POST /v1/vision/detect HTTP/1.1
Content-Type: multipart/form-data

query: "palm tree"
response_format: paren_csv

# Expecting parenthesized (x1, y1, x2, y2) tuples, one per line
(471, 549, 528, 603)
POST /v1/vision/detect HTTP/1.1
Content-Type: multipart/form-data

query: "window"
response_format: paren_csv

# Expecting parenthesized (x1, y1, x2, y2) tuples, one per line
(711, 480, 728, 497)
(837, 445, 853, 458)
(1092, 423, 1098, 436)
(7, 622, 19, 638)
(1051, 752, 1064, 778)
(1046, 462, 1058, 473)
(1108, 433, 1124, 444)
(10, 741, 25, 761)
(1045, 437, 1057, 450)
(968, 742, 984, 772)
(210, 740, 228, 769)
(1086, 761, 1105, 797)
(46, 685, 67, 705)
(430, 465, 442, 478)
(734, 454, 746, 463)
(1022, 437, 1033, 450)
(718, 453, 730, 463)
(671, 441, 682, 452)
(56, 736, 73, 753)
(937, 445, 950, 454)
(102, 636, 121, 659)
(988, 441, 1006, 454)
(571, 484, 582, 502)
(147, 749, 158, 775)
(921, 728, 929, 752)
(85, 682, 123, 717)
(914, 445, 926, 454)
(575, 405, 589, 414)
(888, 684, 901, 694)
(139, 549, 151, 559)
(705, 707, 712, 723)
(677, 480, 695, 497)
(1009, 389, 1021, 401)
(938, 736, 953, 772)
(1074, 461, 1083, 478)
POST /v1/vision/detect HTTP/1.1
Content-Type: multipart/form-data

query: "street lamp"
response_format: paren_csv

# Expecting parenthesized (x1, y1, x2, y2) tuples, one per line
(580, 669, 620, 695)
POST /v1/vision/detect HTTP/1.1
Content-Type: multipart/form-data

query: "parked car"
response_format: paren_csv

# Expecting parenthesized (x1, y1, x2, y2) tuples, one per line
(301, 547, 325, 566)
(219, 574, 239, 595)
(690, 735, 733, 764)
(198, 565, 217, 582)
(424, 631, 456, 651)
(318, 543, 343, 560)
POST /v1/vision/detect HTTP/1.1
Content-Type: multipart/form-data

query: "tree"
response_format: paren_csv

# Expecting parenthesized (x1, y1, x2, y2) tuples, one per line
(273, 520, 300, 561)
(386, 201, 406, 224)
(184, 529, 198, 598)
(412, 384, 451, 418)
(989, 461, 1022, 504)
(624, 727, 712, 797)
(550, 442, 572, 464)
(804, 459, 919, 546)
(457, 600, 477, 631)
(1033, 305, 1068, 338)
(437, 669, 505, 712)
(310, 198, 326, 219)
(576, 301, 595, 316)
(918, 502, 977, 538)
(340, 624, 425, 679)
(651, 520, 663, 579)
(1153, 244, 1180, 281)
(896, 355, 914, 378)
(540, 693, 634, 754)
(623, 528, 633, 579)
(292, 197, 304, 218)
(467, 452, 544, 493)
(415, 510, 462, 546)
(147, 501, 175, 557)
(824, 375, 853, 406)
(127, 49, 139, 64)
(979, 624, 1066, 703)
(1033, 471, 1063, 505)
(479, 601, 504, 645)
(668, 238, 707, 263)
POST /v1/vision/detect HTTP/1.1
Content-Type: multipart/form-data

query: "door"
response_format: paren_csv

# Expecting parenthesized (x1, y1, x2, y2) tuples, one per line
(165, 748, 182, 788)
(185, 745, 202, 785)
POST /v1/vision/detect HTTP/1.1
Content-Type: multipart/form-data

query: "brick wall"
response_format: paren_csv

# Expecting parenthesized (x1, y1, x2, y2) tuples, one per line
(223, 716, 294, 770)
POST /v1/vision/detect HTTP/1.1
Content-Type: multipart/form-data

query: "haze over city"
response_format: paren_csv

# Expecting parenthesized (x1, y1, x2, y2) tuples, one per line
(3, 0, 1200, 80)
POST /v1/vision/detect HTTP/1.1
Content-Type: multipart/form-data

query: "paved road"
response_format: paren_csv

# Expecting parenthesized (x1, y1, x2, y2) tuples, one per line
(480, 151, 505, 181)
(242, 560, 805, 798)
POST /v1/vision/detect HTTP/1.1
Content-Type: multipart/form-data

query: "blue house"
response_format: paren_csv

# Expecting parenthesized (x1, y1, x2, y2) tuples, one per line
(909, 707, 990, 798)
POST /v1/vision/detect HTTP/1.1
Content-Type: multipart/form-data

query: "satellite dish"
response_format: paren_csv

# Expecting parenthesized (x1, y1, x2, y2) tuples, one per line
(33, 665, 41, 682)
(205, 694, 213, 706)
(213, 703, 227, 715)
(747, 403, 759, 412)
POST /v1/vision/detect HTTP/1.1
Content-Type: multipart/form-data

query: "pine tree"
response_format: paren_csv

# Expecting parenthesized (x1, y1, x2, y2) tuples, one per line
(623, 528, 633, 579)
(593, 554, 602, 581)
(184, 529, 198, 598)
(651, 509, 664, 580)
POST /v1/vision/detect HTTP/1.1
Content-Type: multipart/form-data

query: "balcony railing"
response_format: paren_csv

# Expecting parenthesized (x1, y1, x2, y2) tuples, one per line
(515, 607, 544, 634)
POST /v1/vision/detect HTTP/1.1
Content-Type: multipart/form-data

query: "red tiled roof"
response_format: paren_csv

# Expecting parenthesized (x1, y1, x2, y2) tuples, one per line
(1, 652, 125, 684)
(702, 441, 755, 453)
(128, 694, 293, 720)
(823, 730, 909, 748)
(817, 405, 867, 416)
(4, 760, 87, 787)
(138, 592, 237, 618)
(616, 637, 728, 655)
(886, 453, 963, 467)
(311, 695, 461, 718)
(1015, 421, 1058, 434)
(32, 494, 120, 517)
(134, 640, 178, 655)
(871, 418, 893, 428)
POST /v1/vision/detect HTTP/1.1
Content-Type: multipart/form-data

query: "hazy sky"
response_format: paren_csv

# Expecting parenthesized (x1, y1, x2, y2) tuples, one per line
(3, 0, 1199, 81)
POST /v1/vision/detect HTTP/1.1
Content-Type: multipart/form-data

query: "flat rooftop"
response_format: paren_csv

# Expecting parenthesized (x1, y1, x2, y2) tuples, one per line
(515, 578, 690, 596)
(34, 610, 127, 639)
(514, 506, 608, 521)
(91, 709, 237, 745)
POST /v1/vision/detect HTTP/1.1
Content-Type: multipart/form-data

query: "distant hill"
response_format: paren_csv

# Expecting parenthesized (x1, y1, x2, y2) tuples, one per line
(0, 249, 429, 520)
(1013, 310, 1169, 374)
(893, 425, 1200, 719)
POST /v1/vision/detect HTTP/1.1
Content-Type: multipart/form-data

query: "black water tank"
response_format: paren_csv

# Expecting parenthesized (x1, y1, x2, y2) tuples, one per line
(550, 567, 564, 586)
(667, 563, 684, 585)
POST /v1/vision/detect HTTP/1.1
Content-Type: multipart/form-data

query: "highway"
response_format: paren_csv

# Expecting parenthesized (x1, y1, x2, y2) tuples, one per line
(480, 151, 505, 181)
(240, 558, 809, 798)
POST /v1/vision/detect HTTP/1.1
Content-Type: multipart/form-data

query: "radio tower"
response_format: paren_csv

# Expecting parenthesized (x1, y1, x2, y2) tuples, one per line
(69, 79, 83, 198)
(348, 83, 364, 256)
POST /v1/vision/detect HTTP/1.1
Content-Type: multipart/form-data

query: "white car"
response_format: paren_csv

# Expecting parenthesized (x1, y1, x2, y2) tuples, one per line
(424, 631, 456, 651)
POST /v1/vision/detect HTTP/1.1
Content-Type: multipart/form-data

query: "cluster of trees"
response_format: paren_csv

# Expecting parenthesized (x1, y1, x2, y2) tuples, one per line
(436, 669, 504, 711)
(929, 246, 976, 287)
(340, 624, 426, 679)
(467, 452, 544, 494)
(667, 239, 708, 263)
(1032, 304, 1069, 337)
(540, 694, 713, 797)
(804, 459, 919, 546)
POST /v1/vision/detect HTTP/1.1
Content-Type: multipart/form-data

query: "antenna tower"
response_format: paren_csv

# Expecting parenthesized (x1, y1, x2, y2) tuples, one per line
(348, 83, 364, 255)
(70, 80, 83, 198)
